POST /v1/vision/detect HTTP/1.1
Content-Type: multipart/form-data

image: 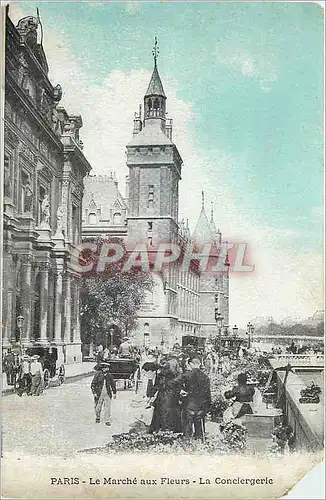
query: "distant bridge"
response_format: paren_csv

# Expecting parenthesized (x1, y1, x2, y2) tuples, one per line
(253, 334, 323, 344)
(270, 353, 324, 369)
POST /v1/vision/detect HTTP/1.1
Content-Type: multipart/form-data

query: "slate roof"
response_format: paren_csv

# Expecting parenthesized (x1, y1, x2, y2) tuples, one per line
(145, 62, 166, 97)
(83, 174, 127, 221)
(127, 121, 173, 147)
(192, 206, 216, 243)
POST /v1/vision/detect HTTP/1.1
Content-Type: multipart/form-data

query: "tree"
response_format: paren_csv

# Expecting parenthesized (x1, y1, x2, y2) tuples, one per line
(80, 237, 153, 346)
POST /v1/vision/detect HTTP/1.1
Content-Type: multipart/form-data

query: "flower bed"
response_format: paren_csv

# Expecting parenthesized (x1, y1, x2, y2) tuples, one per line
(104, 427, 247, 455)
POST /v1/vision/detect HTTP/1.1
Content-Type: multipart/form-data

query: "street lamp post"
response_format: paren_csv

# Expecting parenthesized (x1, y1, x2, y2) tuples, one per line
(16, 315, 24, 355)
(247, 322, 254, 349)
(214, 297, 223, 373)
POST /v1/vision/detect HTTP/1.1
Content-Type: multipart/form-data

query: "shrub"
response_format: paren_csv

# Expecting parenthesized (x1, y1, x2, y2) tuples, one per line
(210, 395, 228, 421)
(219, 421, 247, 452)
(268, 423, 295, 454)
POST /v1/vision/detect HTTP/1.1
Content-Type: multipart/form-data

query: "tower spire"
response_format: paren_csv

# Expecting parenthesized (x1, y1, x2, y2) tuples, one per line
(210, 202, 214, 221)
(201, 191, 205, 210)
(144, 37, 166, 129)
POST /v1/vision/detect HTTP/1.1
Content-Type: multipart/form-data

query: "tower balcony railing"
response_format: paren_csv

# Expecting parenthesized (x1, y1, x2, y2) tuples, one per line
(146, 108, 164, 118)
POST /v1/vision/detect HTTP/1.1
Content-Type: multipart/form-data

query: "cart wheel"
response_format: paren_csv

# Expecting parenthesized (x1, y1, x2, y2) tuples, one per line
(58, 365, 65, 385)
(43, 369, 50, 389)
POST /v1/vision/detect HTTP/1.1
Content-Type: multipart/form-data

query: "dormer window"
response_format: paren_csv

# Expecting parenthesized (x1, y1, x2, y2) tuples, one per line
(89, 212, 97, 225)
(113, 212, 122, 225)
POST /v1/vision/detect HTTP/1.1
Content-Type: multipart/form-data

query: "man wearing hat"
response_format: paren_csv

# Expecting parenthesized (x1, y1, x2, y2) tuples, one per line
(118, 337, 132, 357)
(91, 362, 117, 425)
(16, 354, 32, 396)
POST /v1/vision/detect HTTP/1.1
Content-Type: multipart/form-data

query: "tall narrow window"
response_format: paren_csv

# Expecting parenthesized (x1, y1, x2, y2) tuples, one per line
(148, 184, 154, 208)
(4, 155, 12, 198)
(72, 205, 78, 244)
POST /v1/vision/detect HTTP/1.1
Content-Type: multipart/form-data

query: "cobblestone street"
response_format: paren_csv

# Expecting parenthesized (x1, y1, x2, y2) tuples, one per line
(2, 376, 139, 457)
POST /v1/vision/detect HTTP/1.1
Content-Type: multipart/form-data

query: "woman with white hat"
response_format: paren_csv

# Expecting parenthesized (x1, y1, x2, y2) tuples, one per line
(30, 355, 44, 396)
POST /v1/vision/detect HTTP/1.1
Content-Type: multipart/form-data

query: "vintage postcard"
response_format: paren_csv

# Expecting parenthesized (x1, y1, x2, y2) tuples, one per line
(1, 1, 324, 498)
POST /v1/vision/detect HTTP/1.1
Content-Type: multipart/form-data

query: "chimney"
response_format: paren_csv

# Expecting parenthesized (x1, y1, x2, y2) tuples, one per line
(133, 104, 142, 135)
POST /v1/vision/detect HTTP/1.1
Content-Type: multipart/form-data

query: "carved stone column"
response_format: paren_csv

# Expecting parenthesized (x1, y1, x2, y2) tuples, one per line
(54, 269, 64, 343)
(39, 262, 50, 344)
(20, 254, 33, 344)
(2, 243, 14, 347)
(64, 272, 71, 343)
(74, 285, 81, 344)
(61, 155, 72, 241)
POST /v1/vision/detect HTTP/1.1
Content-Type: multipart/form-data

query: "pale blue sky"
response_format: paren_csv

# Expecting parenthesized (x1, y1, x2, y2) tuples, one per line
(9, 1, 324, 322)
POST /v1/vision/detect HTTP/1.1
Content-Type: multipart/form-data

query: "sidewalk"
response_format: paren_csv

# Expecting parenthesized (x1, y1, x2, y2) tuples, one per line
(2, 361, 96, 395)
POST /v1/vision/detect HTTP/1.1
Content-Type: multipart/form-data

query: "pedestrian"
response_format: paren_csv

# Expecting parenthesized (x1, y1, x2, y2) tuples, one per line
(29, 355, 44, 396)
(146, 358, 182, 434)
(91, 362, 117, 425)
(3, 348, 16, 386)
(223, 372, 255, 421)
(103, 347, 110, 360)
(172, 356, 211, 440)
(96, 344, 104, 363)
(118, 337, 132, 357)
(16, 354, 32, 396)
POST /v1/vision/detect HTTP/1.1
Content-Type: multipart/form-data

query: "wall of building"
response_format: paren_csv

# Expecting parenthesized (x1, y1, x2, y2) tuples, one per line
(3, 13, 91, 364)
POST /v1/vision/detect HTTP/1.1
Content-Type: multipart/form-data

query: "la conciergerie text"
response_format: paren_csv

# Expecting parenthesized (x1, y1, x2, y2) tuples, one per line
(50, 476, 274, 487)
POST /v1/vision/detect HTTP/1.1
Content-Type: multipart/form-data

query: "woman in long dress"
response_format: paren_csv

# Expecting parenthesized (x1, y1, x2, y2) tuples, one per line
(30, 355, 44, 396)
(223, 372, 255, 422)
(147, 358, 182, 434)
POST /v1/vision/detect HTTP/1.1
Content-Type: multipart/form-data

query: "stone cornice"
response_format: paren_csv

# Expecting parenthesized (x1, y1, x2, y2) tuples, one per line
(63, 143, 92, 177)
(6, 75, 63, 150)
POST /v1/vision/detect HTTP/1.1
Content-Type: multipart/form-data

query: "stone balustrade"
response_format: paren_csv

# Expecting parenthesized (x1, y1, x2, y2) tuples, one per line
(271, 354, 324, 367)
(273, 368, 324, 452)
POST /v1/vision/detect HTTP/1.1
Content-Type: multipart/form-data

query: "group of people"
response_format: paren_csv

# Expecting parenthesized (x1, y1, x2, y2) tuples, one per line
(3, 349, 44, 396)
(90, 341, 266, 441)
(95, 337, 139, 363)
(146, 355, 211, 439)
(91, 347, 212, 440)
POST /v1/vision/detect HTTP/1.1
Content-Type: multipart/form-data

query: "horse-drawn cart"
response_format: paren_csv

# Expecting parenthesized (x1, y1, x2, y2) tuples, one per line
(107, 357, 140, 391)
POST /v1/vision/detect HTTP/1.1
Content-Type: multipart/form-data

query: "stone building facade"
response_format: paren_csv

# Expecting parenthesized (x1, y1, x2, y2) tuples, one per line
(81, 52, 229, 350)
(3, 12, 91, 363)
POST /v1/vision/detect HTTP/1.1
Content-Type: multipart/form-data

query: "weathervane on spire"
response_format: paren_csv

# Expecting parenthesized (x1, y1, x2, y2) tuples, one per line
(152, 36, 159, 65)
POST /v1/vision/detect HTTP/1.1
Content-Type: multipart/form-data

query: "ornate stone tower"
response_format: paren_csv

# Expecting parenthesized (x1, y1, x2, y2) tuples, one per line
(126, 39, 182, 245)
(125, 39, 183, 348)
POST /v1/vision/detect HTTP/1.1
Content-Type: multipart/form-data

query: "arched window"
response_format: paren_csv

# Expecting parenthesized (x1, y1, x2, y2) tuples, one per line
(88, 212, 97, 225)
(113, 212, 122, 225)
